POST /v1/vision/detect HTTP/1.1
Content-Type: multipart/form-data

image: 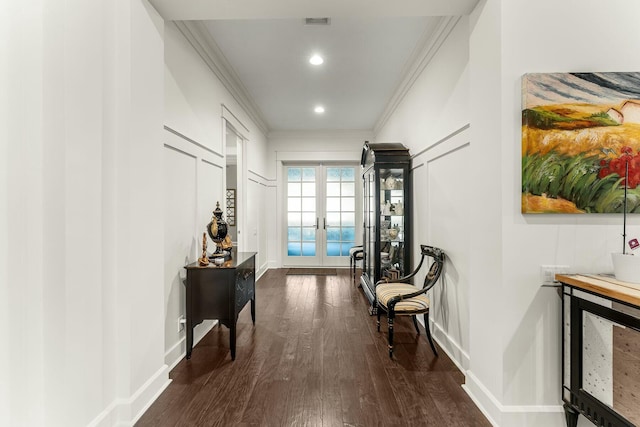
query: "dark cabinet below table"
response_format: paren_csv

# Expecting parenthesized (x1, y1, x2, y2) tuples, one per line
(184, 251, 257, 360)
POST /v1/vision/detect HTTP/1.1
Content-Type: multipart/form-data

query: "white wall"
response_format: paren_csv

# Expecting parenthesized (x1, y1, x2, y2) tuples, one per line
(376, 16, 472, 370)
(467, 1, 640, 426)
(2, 1, 169, 426)
(162, 21, 270, 369)
(267, 131, 368, 177)
(466, 1, 506, 424)
(500, 1, 640, 424)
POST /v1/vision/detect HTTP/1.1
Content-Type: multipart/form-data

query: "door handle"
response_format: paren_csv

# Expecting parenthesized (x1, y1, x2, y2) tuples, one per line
(316, 217, 319, 230)
(323, 218, 326, 230)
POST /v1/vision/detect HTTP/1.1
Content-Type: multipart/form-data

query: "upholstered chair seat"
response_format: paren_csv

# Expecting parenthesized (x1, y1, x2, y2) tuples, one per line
(376, 283, 430, 313)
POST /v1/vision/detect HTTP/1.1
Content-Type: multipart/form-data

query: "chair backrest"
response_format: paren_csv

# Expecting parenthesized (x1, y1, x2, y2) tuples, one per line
(419, 245, 445, 291)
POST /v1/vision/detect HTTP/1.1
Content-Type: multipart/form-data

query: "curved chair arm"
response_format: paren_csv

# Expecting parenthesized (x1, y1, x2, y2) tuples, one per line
(375, 252, 426, 286)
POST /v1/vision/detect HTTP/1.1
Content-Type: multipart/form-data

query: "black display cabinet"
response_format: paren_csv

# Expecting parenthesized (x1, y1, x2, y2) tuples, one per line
(360, 142, 412, 314)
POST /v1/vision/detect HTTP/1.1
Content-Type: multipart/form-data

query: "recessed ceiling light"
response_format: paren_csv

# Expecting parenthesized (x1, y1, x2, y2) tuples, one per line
(314, 106, 325, 114)
(309, 54, 324, 65)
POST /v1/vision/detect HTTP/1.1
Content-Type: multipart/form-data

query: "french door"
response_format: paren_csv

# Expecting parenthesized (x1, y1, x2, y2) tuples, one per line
(284, 165, 360, 267)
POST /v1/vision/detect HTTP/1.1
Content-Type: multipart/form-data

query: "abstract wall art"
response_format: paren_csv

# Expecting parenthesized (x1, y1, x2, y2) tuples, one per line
(522, 72, 640, 213)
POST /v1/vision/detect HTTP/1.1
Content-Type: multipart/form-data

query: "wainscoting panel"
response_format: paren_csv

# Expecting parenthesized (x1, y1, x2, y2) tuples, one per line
(413, 126, 471, 371)
(163, 128, 225, 368)
(163, 145, 197, 363)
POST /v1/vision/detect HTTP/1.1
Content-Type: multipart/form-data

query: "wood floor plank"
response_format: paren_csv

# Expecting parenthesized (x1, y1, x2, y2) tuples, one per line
(135, 268, 489, 427)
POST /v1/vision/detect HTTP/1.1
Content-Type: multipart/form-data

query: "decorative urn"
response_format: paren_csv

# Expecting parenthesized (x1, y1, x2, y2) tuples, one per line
(207, 201, 228, 254)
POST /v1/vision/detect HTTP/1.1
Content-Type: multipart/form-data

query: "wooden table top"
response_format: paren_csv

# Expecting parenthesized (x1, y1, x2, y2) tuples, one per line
(184, 251, 257, 270)
(556, 274, 640, 307)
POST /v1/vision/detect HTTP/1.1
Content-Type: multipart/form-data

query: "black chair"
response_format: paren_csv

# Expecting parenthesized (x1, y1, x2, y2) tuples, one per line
(349, 245, 364, 286)
(375, 245, 445, 358)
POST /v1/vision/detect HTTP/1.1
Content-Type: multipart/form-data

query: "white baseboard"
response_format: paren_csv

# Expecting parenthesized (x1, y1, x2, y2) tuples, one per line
(128, 365, 171, 426)
(257, 262, 269, 280)
(463, 370, 565, 427)
(266, 260, 278, 270)
(164, 320, 216, 370)
(423, 328, 565, 427)
(88, 364, 170, 427)
(428, 318, 470, 373)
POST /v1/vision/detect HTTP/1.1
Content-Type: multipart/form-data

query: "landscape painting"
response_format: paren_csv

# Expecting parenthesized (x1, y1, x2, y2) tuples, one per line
(522, 72, 640, 213)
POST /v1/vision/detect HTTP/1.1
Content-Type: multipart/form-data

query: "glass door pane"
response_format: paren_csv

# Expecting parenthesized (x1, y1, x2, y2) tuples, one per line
(324, 167, 356, 265)
(286, 166, 319, 264)
(366, 170, 375, 277)
(380, 168, 406, 280)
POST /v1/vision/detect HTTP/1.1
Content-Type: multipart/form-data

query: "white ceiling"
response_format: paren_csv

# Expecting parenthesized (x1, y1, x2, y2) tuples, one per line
(203, 17, 439, 131)
(150, 0, 479, 132)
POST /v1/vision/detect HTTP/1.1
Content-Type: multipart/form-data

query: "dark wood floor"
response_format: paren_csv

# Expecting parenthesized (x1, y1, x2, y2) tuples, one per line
(136, 269, 489, 427)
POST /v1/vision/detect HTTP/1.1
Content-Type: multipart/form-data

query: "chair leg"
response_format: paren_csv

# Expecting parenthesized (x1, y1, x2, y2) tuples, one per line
(424, 311, 438, 356)
(350, 255, 353, 283)
(388, 316, 394, 358)
(353, 260, 357, 285)
(412, 315, 420, 335)
(376, 307, 381, 332)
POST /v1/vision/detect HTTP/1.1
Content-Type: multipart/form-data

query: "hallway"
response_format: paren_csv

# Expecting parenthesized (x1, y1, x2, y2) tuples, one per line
(137, 269, 489, 426)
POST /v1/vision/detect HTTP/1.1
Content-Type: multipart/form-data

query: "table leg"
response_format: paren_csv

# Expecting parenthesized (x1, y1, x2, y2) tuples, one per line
(186, 320, 193, 360)
(563, 403, 579, 427)
(230, 320, 236, 361)
(251, 298, 256, 324)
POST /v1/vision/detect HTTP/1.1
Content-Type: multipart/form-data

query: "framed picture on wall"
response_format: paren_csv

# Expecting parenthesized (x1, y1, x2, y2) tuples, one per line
(522, 72, 640, 214)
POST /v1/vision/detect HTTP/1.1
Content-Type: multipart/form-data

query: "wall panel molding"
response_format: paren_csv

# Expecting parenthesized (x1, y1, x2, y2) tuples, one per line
(248, 169, 276, 189)
(201, 158, 223, 169)
(414, 137, 472, 375)
(248, 169, 275, 183)
(427, 142, 470, 165)
(164, 126, 224, 160)
(412, 123, 470, 160)
(163, 143, 197, 160)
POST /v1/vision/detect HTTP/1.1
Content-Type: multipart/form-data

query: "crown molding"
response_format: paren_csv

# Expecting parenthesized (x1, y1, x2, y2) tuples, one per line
(373, 15, 461, 135)
(268, 129, 374, 140)
(174, 21, 270, 135)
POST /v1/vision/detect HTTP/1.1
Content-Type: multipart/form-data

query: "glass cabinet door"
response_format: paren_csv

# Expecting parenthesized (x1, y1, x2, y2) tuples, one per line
(365, 170, 375, 279)
(378, 168, 406, 281)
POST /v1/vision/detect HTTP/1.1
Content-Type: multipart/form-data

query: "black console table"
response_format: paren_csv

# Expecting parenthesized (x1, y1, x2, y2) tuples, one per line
(184, 251, 256, 360)
(556, 274, 640, 427)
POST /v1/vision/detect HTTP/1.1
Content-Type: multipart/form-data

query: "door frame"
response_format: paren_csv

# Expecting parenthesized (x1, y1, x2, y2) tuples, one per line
(281, 162, 362, 268)
(222, 118, 247, 251)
